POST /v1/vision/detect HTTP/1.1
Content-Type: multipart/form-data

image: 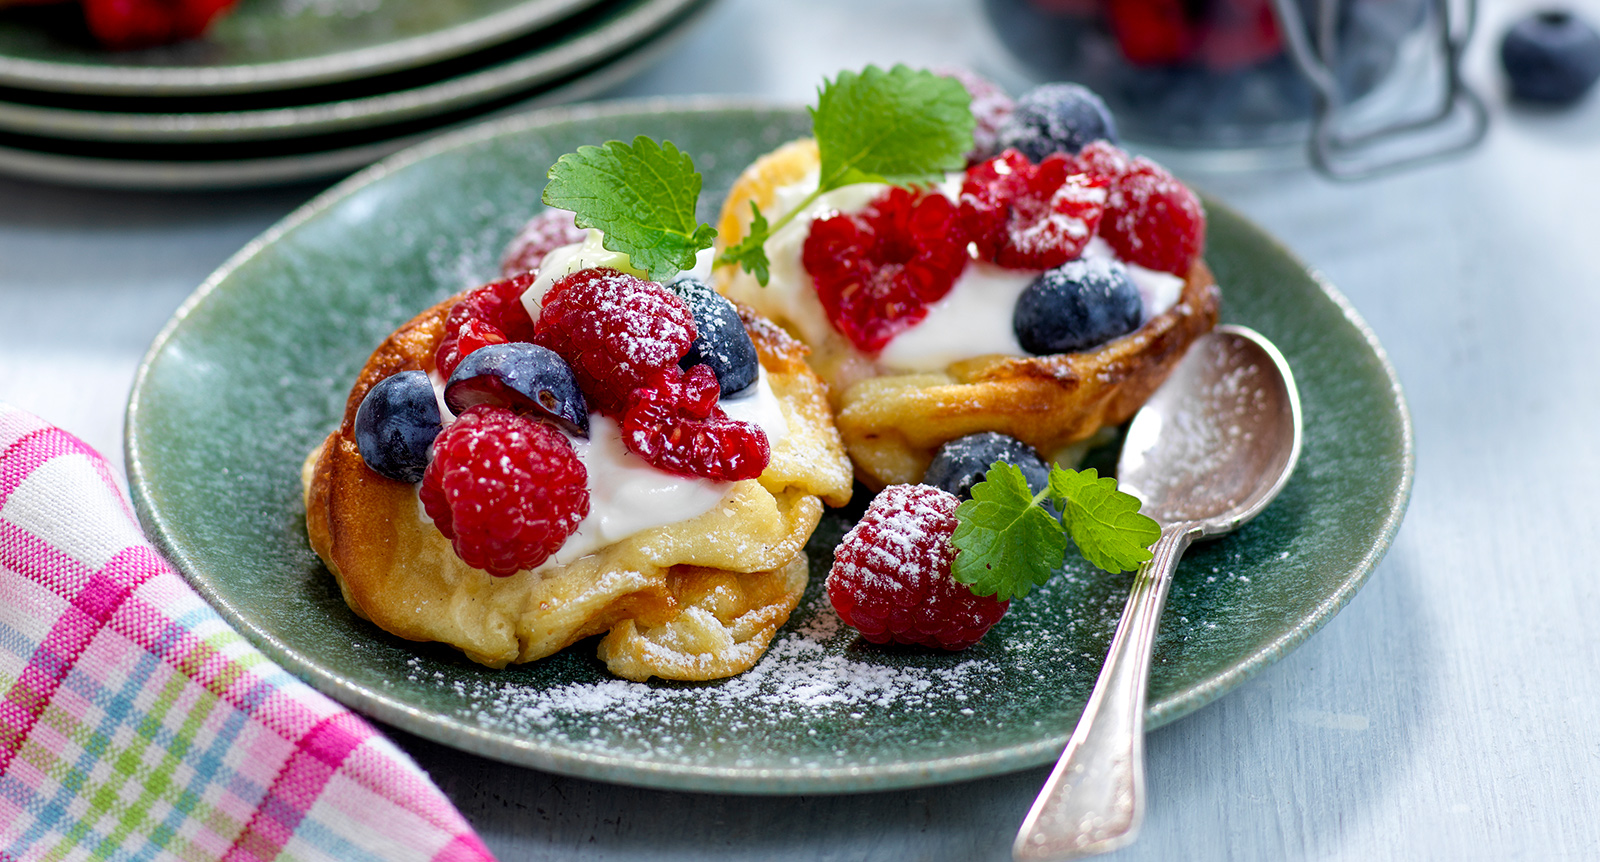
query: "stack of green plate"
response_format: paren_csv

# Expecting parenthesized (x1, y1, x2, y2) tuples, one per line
(0, 0, 714, 188)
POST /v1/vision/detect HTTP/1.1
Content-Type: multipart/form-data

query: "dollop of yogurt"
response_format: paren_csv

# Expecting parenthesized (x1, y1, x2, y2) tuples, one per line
(520, 229, 716, 324)
(548, 367, 788, 567)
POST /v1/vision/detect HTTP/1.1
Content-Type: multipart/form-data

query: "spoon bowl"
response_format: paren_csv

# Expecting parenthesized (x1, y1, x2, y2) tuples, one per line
(1119, 325, 1303, 533)
(1014, 325, 1302, 861)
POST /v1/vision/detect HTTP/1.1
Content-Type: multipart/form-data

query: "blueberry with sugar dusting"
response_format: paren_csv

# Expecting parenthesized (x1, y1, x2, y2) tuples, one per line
(1014, 257, 1143, 355)
(444, 342, 589, 437)
(1501, 9, 1600, 105)
(924, 432, 1052, 501)
(355, 370, 443, 483)
(668, 277, 760, 397)
(996, 83, 1118, 161)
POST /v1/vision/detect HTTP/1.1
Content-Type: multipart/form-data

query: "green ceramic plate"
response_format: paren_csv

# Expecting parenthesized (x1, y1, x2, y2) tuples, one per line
(126, 100, 1413, 795)
(0, 0, 604, 96)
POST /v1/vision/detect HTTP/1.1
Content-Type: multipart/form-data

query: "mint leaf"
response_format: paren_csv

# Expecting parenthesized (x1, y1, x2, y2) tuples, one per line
(717, 65, 975, 283)
(950, 460, 1160, 604)
(542, 136, 717, 282)
(1049, 468, 1161, 574)
(719, 203, 772, 286)
(951, 462, 1068, 601)
(811, 64, 976, 189)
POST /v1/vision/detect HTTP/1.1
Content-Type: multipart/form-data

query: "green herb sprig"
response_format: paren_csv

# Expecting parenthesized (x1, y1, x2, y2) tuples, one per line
(541, 136, 717, 283)
(717, 64, 976, 284)
(951, 462, 1161, 601)
(536, 65, 975, 286)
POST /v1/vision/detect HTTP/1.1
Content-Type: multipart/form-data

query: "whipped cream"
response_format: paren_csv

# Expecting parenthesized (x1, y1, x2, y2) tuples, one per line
(726, 174, 1186, 373)
(547, 366, 788, 567)
(520, 229, 716, 325)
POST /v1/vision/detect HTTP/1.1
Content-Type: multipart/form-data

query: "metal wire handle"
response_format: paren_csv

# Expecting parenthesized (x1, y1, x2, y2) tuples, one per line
(1272, 0, 1488, 179)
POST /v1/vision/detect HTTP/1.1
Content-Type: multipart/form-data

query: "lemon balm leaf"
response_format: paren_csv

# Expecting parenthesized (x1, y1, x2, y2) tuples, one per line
(720, 204, 773, 285)
(717, 64, 975, 281)
(812, 64, 976, 189)
(951, 461, 1160, 602)
(542, 136, 717, 282)
(951, 462, 1068, 601)
(1049, 467, 1161, 573)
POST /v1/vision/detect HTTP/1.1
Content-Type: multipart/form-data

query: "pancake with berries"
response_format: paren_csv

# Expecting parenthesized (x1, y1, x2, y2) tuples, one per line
(713, 79, 1219, 490)
(304, 231, 853, 682)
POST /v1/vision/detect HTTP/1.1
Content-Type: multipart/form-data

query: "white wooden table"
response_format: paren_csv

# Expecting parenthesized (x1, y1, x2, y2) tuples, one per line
(4, 0, 1598, 858)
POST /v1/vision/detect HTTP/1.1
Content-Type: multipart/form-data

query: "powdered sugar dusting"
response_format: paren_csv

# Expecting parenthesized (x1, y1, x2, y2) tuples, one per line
(428, 599, 1006, 768)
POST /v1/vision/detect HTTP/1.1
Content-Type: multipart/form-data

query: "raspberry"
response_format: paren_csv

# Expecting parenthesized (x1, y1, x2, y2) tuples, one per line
(802, 186, 969, 355)
(622, 364, 770, 482)
(827, 485, 1009, 650)
(1104, 0, 1199, 66)
(499, 209, 588, 277)
(419, 405, 588, 576)
(82, 0, 238, 50)
(435, 273, 540, 379)
(533, 268, 696, 417)
(1075, 141, 1205, 276)
(960, 149, 1107, 270)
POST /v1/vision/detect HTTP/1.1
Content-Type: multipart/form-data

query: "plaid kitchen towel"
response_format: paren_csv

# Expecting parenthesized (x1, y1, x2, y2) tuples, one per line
(0, 403, 496, 862)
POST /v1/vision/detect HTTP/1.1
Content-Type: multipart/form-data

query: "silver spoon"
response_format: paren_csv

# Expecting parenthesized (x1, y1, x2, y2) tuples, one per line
(1014, 324, 1303, 860)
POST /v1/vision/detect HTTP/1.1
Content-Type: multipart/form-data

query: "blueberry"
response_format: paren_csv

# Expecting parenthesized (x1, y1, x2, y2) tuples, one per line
(444, 342, 589, 437)
(1501, 9, 1600, 105)
(1014, 257, 1143, 355)
(667, 277, 760, 397)
(996, 83, 1119, 161)
(355, 370, 443, 483)
(924, 432, 1052, 500)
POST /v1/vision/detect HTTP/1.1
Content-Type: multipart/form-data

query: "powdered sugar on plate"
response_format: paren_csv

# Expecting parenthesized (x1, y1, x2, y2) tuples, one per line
(428, 601, 1005, 767)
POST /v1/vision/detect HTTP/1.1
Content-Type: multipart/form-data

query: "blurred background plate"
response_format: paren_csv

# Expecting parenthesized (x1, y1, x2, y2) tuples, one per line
(0, 0, 607, 96)
(0, 0, 713, 188)
(0, 0, 706, 144)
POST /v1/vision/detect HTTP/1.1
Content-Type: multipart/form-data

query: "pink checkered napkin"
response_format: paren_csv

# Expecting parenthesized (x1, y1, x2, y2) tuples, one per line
(0, 403, 496, 862)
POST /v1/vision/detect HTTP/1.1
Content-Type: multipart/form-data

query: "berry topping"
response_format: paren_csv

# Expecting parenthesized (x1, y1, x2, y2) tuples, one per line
(622, 364, 771, 482)
(353, 370, 443, 484)
(418, 405, 589, 576)
(995, 83, 1119, 161)
(82, 0, 238, 50)
(1104, 0, 1199, 66)
(435, 273, 541, 379)
(1013, 256, 1144, 355)
(827, 484, 1009, 650)
(802, 186, 970, 354)
(667, 277, 760, 398)
(1077, 141, 1205, 276)
(500, 208, 589, 277)
(935, 66, 1017, 164)
(960, 149, 1107, 270)
(1195, 0, 1285, 71)
(443, 342, 590, 437)
(1500, 9, 1600, 106)
(534, 267, 697, 417)
(923, 432, 1052, 501)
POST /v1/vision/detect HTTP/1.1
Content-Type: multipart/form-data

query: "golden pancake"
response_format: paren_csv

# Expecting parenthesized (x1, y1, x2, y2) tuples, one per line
(303, 291, 852, 681)
(713, 138, 1221, 488)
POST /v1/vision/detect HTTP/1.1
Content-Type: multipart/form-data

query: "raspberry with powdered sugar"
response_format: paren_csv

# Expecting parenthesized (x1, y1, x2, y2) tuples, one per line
(827, 484, 1010, 650)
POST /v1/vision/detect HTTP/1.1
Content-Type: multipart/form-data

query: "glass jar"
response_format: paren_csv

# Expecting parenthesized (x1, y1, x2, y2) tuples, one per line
(984, 0, 1486, 177)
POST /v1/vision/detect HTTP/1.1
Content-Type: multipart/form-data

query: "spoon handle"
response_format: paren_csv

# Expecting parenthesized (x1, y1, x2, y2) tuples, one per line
(1013, 523, 1194, 861)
